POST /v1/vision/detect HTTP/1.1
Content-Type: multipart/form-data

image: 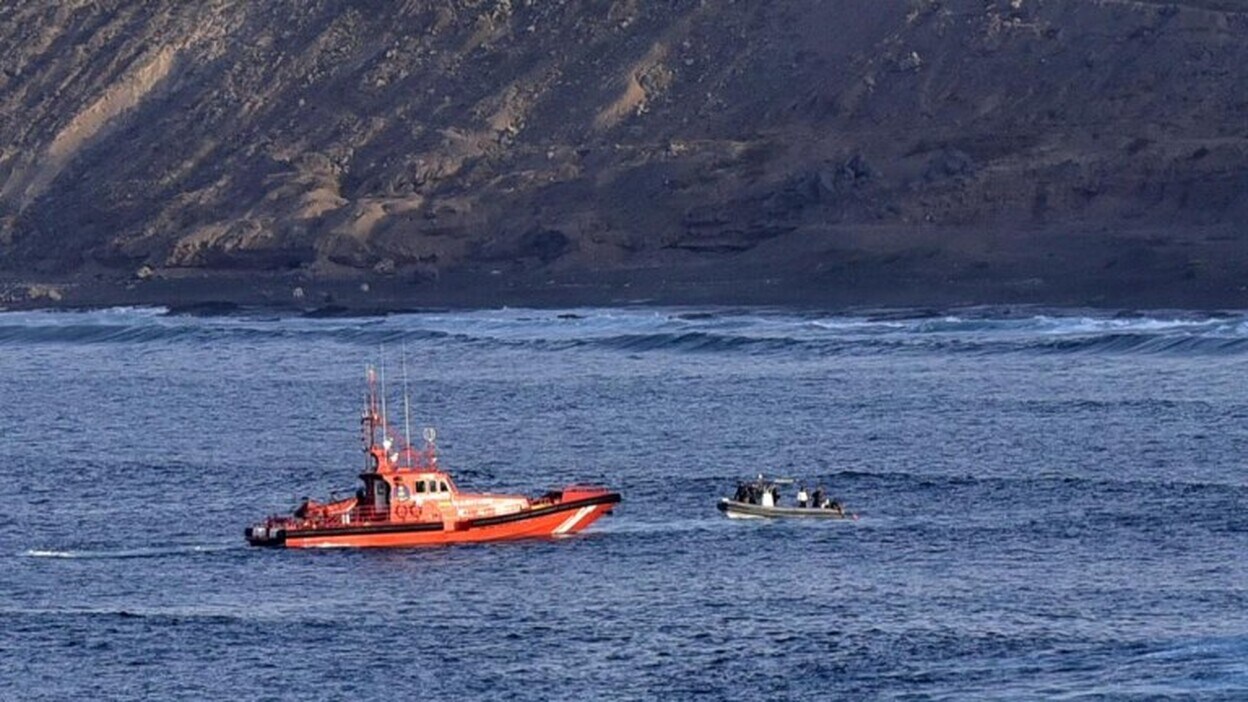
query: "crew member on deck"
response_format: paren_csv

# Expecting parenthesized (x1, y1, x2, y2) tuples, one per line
(734, 483, 749, 502)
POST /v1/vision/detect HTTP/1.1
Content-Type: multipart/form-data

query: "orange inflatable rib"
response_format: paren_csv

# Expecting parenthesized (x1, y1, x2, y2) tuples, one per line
(246, 366, 619, 548)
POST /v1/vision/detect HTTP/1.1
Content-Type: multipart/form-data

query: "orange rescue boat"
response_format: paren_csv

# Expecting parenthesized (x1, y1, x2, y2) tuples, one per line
(246, 366, 620, 548)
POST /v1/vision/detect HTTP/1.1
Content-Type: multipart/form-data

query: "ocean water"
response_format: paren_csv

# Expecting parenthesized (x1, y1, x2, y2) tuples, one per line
(0, 306, 1245, 700)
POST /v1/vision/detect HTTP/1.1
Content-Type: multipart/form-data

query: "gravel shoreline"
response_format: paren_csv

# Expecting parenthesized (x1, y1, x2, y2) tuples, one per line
(3, 263, 1245, 315)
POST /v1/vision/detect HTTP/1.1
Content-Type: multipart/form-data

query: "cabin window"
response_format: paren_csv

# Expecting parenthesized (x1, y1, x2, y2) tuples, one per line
(439, 481, 449, 493)
(415, 481, 426, 493)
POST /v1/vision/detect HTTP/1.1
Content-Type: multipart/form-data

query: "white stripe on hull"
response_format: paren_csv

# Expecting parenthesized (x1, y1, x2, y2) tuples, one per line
(553, 505, 596, 535)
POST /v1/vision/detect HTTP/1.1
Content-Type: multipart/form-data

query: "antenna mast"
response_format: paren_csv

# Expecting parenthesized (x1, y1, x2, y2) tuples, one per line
(364, 364, 378, 459)
(379, 345, 389, 442)
(402, 340, 413, 464)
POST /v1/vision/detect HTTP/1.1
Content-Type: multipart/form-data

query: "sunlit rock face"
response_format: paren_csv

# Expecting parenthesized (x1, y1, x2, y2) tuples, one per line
(1, 1, 1246, 305)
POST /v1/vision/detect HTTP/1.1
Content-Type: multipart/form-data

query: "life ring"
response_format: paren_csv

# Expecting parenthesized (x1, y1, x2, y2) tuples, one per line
(395, 504, 408, 519)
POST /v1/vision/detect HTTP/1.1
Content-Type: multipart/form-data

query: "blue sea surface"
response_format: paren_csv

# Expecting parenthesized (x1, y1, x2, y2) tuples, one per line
(0, 306, 1245, 700)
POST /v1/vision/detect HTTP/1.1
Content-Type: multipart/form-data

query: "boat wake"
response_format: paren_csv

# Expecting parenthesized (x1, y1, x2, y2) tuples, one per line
(591, 517, 722, 535)
(20, 544, 240, 559)
(0, 604, 323, 624)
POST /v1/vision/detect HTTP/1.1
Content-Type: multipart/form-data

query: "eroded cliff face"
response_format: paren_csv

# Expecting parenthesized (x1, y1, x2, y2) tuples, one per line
(1, 0, 1246, 306)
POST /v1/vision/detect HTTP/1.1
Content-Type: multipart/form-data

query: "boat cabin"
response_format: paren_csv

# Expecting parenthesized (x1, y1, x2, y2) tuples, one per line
(345, 373, 537, 526)
(358, 460, 459, 519)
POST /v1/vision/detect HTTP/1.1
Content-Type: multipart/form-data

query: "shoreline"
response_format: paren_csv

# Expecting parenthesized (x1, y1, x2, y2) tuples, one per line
(3, 269, 1246, 316)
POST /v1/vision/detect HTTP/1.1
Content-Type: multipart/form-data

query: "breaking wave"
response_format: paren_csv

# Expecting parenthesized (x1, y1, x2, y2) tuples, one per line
(0, 307, 1244, 356)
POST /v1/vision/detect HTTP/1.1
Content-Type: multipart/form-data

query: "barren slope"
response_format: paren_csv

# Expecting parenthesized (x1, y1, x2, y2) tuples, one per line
(1, 0, 1246, 308)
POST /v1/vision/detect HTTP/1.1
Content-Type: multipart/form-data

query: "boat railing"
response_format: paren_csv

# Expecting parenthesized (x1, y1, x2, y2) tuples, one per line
(562, 484, 611, 492)
(290, 503, 451, 529)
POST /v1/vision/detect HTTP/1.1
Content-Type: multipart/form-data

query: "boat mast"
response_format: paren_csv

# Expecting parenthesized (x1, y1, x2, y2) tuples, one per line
(364, 365, 380, 455)
(379, 346, 389, 445)
(402, 341, 413, 466)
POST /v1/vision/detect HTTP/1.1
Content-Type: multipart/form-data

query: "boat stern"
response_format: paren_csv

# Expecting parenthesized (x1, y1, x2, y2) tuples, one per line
(245, 522, 287, 547)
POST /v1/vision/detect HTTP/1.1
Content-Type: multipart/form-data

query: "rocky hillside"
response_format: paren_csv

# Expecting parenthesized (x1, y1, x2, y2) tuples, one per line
(2, 0, 1247, 308)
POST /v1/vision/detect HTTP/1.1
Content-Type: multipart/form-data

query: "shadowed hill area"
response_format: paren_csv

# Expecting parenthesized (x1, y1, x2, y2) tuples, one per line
(1, 0, 1246, 309)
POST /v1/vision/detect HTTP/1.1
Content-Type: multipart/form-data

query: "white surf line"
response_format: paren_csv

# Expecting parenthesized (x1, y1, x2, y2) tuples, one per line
(553, 506, 596, 535)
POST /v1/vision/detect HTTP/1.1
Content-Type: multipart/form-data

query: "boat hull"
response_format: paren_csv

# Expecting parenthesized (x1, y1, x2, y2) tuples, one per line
(248, 493, 620, 548)
(717, 498, 854, 520)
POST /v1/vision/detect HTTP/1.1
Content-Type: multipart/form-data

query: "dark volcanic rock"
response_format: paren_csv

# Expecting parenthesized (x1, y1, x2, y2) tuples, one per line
(1, 0, 1247, 308)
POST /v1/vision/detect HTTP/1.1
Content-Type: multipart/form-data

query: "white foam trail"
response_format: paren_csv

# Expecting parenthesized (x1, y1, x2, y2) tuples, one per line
(20, 544, 239, 559)
(0, 604, 325, 623)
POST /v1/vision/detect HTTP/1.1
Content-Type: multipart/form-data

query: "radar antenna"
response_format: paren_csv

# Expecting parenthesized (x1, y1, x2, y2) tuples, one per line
(423, 426, 438, 466)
